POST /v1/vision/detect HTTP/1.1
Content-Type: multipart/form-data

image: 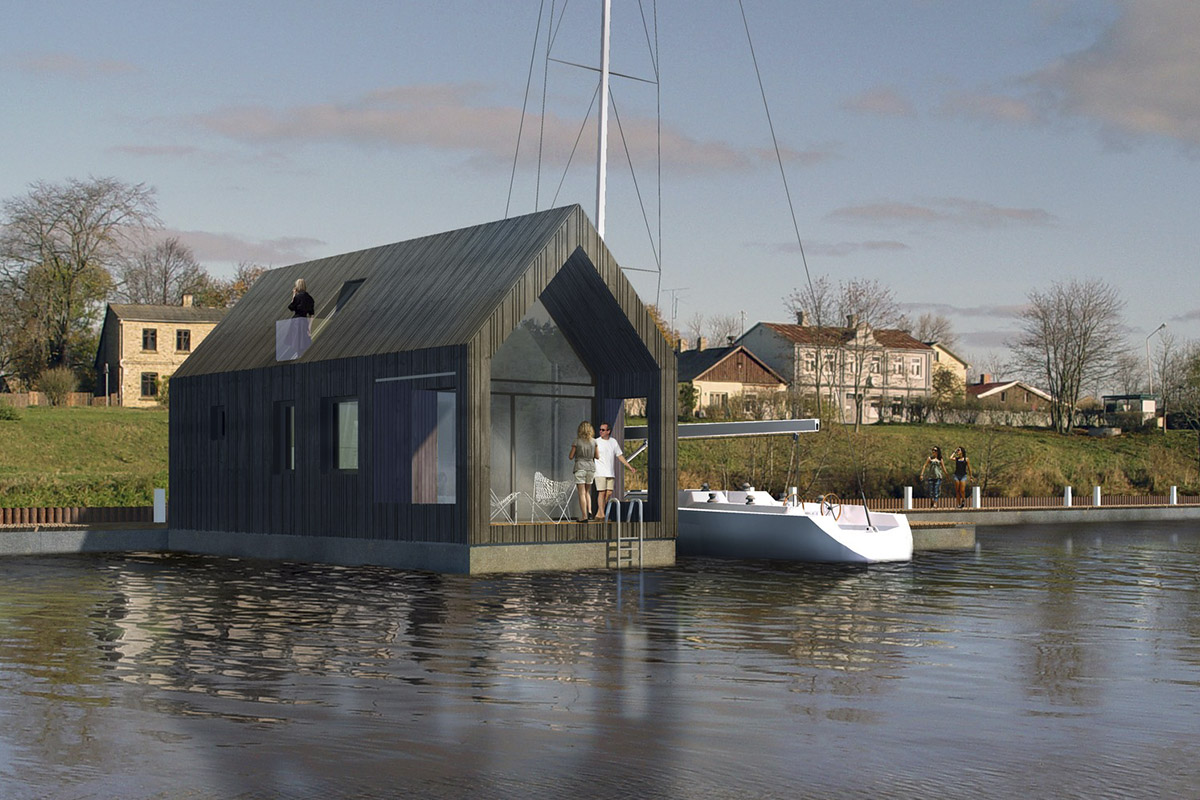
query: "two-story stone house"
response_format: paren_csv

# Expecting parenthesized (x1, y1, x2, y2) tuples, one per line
(94, 296, 226, 407)
(739, 313, 934, 424)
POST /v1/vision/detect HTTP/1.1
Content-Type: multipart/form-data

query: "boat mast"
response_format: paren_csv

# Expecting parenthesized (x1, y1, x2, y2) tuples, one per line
(596, 0, 611, 237)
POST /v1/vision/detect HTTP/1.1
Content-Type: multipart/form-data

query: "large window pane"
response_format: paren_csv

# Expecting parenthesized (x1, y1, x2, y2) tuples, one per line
(336, 400, 358, 470)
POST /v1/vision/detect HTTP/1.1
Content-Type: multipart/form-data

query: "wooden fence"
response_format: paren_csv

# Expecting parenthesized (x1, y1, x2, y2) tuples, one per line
(0, 392, 111, 408)
(0, 506, 155, 525)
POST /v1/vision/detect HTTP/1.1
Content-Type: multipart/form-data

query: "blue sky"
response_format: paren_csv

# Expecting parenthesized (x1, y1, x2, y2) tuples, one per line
(2, 1, 1197, 377)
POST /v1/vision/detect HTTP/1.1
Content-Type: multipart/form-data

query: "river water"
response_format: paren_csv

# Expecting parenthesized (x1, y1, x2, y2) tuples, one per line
(1, 521, 1199, 799)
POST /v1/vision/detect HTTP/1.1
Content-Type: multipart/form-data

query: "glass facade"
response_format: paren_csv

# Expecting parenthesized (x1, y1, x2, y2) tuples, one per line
(490, 300, 593, 522)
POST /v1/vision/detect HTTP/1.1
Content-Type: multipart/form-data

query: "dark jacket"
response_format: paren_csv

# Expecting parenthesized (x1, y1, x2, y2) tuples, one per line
(288, 290, 315, 318)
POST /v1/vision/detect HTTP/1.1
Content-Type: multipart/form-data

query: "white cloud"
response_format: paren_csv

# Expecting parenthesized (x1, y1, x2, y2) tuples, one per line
(842, 87, 915, 117)
(1033, 1, 1200, 146)
(165, 229, 325, 267)
(828, 198, 1056, 229)
(186, 84, 822, 174)
(10, 52, 136, 78)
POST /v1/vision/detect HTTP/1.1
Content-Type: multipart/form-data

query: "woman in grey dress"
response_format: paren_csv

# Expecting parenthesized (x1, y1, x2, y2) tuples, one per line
(568, 421, 598, 522)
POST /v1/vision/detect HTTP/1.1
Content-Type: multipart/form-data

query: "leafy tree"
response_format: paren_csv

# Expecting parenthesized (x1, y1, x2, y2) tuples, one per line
(0, 177, 158, 384)
(190, 262, 268, 308)
(1010, 278, 1124, 434)
(928, 368, 964, 423)
(678, 382, 698, 420)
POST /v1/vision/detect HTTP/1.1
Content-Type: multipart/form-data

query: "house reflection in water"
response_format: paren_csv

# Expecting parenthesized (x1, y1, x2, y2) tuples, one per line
(169, 205, 677, 573)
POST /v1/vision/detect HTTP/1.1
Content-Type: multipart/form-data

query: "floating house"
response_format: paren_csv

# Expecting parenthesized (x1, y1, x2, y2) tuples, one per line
(169, 206, 677, 573)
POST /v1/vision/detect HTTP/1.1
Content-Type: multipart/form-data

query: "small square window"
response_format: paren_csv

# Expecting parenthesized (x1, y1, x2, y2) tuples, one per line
(176, 329, 191, 351)
(141, 372, 158, 397)
(142, 328, 157, 351)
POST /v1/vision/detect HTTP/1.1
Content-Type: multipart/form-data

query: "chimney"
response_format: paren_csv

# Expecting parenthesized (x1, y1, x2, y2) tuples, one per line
(795, 310, 808, 326)
(182, 294, 194, 307)
(726, 335, 735, 346)
(696, 336, 707, 352)
(979, 373, 992, 385)
(846, 313, 859, 328)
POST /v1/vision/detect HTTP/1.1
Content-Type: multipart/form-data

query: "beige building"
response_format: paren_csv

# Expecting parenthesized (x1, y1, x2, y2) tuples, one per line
(928, 341, 969, 389)
(677, 342, 787, 415)
(739, 314, 935, 424)
(94, 296, 226, 407)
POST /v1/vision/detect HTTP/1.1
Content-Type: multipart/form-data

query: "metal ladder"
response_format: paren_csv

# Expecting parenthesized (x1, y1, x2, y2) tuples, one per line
(605, 497, 644, 569)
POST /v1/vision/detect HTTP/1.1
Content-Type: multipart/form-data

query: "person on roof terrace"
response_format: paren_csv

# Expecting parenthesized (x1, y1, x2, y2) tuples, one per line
(288, 279, 315, 318)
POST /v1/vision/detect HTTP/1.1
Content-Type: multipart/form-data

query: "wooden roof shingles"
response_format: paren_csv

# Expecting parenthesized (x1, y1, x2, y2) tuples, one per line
(174, 206, 590, 378)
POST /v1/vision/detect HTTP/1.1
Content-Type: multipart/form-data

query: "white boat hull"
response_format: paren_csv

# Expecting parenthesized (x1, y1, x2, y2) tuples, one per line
(677, 490, 913, 564)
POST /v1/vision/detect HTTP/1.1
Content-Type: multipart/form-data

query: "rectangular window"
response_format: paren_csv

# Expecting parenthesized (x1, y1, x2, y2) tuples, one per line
(336, 399, 359, 471)
(909, 358, 922, 377)
(892, 357, 904, 375)
(176, 329, 191, 352)
(803, 353, 817, 372)
(274, 401, 296, 472)
(210, 405, 225, 440)
(869, 356, 881, 374)
(412, 390, 457, 503)
(142, 328, 157, 351)
(141, 372, 158, 397)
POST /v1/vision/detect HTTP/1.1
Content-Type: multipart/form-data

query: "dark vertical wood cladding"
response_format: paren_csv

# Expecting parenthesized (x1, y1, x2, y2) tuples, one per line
(171, 346, 468, 546)
(171, 204, 676, 558)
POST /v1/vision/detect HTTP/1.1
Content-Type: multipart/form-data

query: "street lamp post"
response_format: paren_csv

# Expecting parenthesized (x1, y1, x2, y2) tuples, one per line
(1146, 322, 1167, 396)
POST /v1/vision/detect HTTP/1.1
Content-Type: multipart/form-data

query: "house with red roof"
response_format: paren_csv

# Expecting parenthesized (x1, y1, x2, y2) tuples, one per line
(966, 374, 1052, 410)
(738, 312, 934, 424)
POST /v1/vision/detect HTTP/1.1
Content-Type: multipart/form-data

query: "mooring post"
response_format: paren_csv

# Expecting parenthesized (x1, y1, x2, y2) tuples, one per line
(1170, 486, 1178, 505)
(903, 486, 913, 510)
(153, 488, 166, 523)
(1064, 486, 1073, 507)
(971, 486, 981, 508)
(1093, 486, 1102, 507)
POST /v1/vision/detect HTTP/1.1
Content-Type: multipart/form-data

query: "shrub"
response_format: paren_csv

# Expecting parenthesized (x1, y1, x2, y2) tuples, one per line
(37, 366, 77, 406)
(0, 404, 21, 421)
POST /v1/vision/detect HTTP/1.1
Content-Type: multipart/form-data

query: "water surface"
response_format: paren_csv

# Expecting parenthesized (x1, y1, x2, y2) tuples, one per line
(2, 521, 1199, 798)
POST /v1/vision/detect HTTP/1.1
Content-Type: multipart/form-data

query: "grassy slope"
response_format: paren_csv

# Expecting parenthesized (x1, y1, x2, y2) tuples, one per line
(1, 407, 1197, 507)
(649, 422, 1200, 499)
(0, 406, 168, 507)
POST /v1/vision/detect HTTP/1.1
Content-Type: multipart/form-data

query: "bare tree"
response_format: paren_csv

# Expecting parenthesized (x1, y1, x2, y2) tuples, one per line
(1010, 278, 1125, 434)
(114, 236, 204, 305)
(706, 313, 742, 347)
(1112, 349, 1145, 395)
(913, 312, 958, 347)
(784, 275, 837, 418)
(837, 277, 905, 430)
(684, 312, 705, 347)
(0, 177, 158, 381)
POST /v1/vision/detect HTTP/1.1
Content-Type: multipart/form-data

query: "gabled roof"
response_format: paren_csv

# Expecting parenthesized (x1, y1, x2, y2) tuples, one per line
(676, 345, 786, 384)
(175, 205, 664, 378)
(753, 322, 931, 351)
(106, 304, 227, 324)
(968, 380, 1053, 401)
(928, 341, 969, 368)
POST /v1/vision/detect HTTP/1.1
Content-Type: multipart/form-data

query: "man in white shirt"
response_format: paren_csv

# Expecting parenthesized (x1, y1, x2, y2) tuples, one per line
(593, 421, 636, 519)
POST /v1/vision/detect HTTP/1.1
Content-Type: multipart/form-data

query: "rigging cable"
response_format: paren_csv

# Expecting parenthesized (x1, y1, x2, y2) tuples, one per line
(505, 0, 548, 219)
(536, 0, 558, 209)
(736, 0, 814, 303)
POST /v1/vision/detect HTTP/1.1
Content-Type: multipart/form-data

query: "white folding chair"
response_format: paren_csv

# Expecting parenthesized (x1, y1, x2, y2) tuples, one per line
(490, 489, 521, 524)
(529, 471, 577, 522)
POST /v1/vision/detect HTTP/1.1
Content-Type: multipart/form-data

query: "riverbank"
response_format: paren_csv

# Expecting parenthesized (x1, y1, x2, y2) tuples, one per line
(4, 504, 1200, 561)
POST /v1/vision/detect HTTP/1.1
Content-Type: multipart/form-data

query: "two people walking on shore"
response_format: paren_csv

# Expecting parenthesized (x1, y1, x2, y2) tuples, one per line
(919, 445, 974, 508)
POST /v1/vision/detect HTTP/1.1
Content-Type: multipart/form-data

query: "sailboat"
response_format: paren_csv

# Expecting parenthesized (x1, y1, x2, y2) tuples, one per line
(550, 3, 913, 564)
